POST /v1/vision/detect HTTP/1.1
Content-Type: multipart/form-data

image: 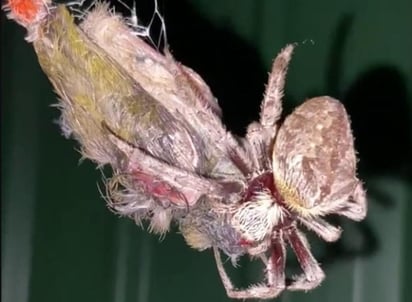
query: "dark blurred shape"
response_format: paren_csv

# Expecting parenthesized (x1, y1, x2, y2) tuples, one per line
(344, 66, 411, 176)
(165, 2, 266, 135)
(325, 14, 411, 179)
(319, 218, 378, 266)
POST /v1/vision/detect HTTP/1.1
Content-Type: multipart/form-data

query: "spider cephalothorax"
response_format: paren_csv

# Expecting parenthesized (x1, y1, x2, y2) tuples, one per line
(4, 0, 367, 299)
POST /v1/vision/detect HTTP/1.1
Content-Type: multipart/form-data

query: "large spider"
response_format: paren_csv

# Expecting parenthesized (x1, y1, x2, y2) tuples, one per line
(4, 0, 367, 299)
(177, 45, 367, 299)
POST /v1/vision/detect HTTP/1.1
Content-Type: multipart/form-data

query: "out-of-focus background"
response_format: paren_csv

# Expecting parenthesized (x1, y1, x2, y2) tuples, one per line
(2, 0, 411, 301)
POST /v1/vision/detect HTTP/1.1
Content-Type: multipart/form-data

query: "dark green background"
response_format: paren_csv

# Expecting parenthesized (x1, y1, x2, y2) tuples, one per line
(2, 0, 411, 301)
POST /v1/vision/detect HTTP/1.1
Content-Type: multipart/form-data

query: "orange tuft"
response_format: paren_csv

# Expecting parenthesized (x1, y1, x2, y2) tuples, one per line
(6, 0, 44, 25)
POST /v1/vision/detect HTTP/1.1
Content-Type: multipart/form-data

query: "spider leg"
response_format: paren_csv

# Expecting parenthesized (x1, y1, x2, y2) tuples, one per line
(339, 181, 367, 221)
(267, 232, 287, 292)
(245, 122, 271, 171)
(213, 235, 286, 300)
(299, 181, 367, 223)
(246, 44, 295, 171)
(298, 216, 342, 242)
(260, 44, 295, 129)
(286, 226, 325, 291)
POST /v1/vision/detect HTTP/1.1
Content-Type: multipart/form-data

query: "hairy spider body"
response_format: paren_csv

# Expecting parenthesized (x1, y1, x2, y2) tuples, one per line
(4, 0, 367, 299)
(181, 95, 367, 299)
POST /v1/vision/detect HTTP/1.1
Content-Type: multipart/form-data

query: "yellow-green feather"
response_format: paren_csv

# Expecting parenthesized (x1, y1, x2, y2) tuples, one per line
(32, 5, 169, 163)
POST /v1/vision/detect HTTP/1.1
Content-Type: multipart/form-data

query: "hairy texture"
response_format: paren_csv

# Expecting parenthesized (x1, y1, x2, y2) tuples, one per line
(79, 4, 247, 179)
(24, 4, 246, 233)
(180, 200, 246, 261)
(4, 0, 367, 299)
(231, 190, 284, 243)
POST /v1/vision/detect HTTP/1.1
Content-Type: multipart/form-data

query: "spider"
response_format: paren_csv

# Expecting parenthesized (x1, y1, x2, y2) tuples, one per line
(177, 45, 367, 299)
(3, 0, 367, 299)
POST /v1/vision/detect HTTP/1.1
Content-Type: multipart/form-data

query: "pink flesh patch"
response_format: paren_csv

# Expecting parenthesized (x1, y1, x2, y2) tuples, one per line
(131, 170, 188, 207)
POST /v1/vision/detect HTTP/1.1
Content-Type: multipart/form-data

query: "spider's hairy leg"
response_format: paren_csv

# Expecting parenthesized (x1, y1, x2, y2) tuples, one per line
(286, 226, 325, 291)
(245, 45, 295, 171)
(298, 216, 342, 242)
(267, 232, 287, 293)
(338, 181, 367, 221)
(260, 44, 295, 129)
(302, 181, 368, 222)
(213, 238, 286, 300)
(245, 122, 270, 171)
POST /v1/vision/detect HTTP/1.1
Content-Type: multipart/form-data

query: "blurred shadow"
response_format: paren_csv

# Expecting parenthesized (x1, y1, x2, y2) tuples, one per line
(316, 218, 379, 267)
(344, 65, 411, 213)
(165, 1, 267, 135)
(344, 66, 412, 177)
